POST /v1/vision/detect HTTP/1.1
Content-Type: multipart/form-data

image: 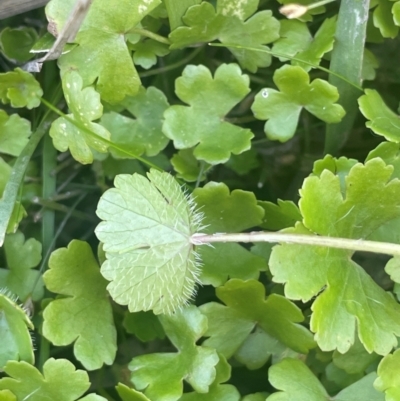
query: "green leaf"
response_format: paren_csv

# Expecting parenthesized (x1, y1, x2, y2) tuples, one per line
(333, 337, 380, 375)
(123, 311, 165, 342)
(163, 63, 253, 164)
(234, 327, 298, 370)
(164, 0, 201, 30)
(0, 111, 31, 157)
(171, 149, 211, 182)
(0, 27, 37, 62)
(42, 240, 117, 370)
(129, 306, 219, 401)
(362, 48, 379, 81)
(267, 358, 329, 400)
(0, 231, 43, 302)
(0, 292, 34, 369)
(267, 358, 383, 401)
(100, 86, 169, 158)
(375, 349, 400, 400)
(131, 40, 169, 69)
(394, 2, 400, 26)
(193, 182, 266, 285)
(225, 148, 259, 176)
(0, 358, 92, 400)
(0, 68, 42, 109)
(272, 17, 336, 71)
(334, 373, 384, 401)
(200, 279, 315, 359)
(269, 159, 400, 355)
(48, 0, 161, 103)
(169, 2, 280, 72)
(373, 0, 399, 38)
(251, 65, 345, 142)
(117, 383, 151, 401)
(178, 355, 240, 401)
(0, 390, 16, 401)
(50, 70, 111, 164)
(95, 170, 202, 315)
(258, 200, 302, 231)
(358, 89, 400, 141)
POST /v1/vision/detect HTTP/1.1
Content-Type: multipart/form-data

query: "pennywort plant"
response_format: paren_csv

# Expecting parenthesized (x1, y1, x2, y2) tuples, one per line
(1, 0, 400, 400)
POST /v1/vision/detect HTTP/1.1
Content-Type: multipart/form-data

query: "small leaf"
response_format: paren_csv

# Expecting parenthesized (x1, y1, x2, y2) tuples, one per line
(0, 68, 42, 109)
(333, 337, 380, 375)
(100, 86, 169, 158)
(178, 355, 240, 401)
(50, 70, 111, 164)
(258, 199, 302, 231)
(95, 170, 202, 314)
(252, 65, 345, 142)
(375, 349, 400, 400)
(0, 358, 91, 400)
(373, 0, 399, 39)
(0, 231, 43, 301)
(267, 358, 383, 401)
(267, 358, 329, 400)
(169, 3, 280, 72)
(131, 39, 170, 69)
(272, 17, 336, 71)
(0, 292, 34, 369)
(0, 111, 31, 157)
(43, 240, 117, 370)
(200, 279, 315, 359)
(171, 149, 211, 182)
(0, 27, 37, 62)
(358, 89, 400, 142)
(163, 63, 253, 164)
(123, 311, 165, 342)
(117, 383, 151, 401)
(129, 306, 219, 401)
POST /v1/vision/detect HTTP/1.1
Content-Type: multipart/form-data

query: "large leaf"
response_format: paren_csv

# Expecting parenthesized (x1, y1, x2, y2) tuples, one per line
(129, 306, 219, 401)
(95, 169, 202, 314)
(162, 63, 253, 164)
(43, 240, 117, 370)
(269, 158, 400, 355)
(47, 0, 161, 103)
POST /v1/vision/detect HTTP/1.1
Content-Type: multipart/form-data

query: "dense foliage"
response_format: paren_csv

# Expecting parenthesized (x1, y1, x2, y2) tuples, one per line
(1, 0, 400, 400)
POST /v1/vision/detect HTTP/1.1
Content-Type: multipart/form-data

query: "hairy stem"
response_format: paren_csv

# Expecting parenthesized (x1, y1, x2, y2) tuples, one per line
(191, 232, 400, 257)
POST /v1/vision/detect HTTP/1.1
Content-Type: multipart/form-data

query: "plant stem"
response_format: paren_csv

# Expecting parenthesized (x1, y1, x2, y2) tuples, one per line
(324, 0, 370, 154)
(129, 28, 170, 45)
(191, 232, 400, 257)
(0, 118, 51, 246)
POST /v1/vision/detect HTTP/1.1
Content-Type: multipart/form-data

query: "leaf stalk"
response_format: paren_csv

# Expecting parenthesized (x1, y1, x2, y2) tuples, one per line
(191, 232, 400, 257)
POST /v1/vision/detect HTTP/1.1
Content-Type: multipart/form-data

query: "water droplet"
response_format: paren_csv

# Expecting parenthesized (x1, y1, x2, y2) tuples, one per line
(261, 89, 269, 98)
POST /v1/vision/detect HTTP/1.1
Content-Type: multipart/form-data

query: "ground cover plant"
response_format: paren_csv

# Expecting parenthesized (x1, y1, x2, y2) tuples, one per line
(1, 0, 400, 399)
